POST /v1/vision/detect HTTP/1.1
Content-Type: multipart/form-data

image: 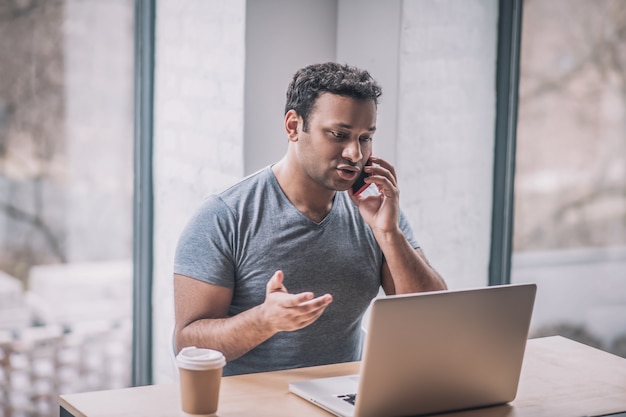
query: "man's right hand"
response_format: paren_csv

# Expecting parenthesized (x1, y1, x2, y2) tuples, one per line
(260, 270, 333, 333)
(174, 271, 333, 363)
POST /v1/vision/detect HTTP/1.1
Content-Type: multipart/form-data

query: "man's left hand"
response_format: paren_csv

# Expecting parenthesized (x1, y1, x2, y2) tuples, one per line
(349, 156, 400, 234)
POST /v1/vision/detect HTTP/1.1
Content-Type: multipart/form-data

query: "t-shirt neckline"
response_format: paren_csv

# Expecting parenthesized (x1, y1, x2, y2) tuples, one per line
(266, 165, 339, 227)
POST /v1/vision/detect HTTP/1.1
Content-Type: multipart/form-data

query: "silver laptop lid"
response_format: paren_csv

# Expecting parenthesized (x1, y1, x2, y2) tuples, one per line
(354, 283, 536, 417)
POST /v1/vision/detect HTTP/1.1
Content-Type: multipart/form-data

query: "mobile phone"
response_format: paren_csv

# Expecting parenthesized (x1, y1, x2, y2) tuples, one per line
(351, 157, 373, 196)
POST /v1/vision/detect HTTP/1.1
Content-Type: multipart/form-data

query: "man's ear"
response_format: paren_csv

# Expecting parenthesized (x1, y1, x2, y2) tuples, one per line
(284, 110, 301, 142)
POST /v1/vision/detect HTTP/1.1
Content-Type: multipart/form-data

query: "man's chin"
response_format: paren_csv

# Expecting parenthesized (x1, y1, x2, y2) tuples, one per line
(318, 175, 352, 192)
(323, 183, 350, 193)
(337, 184, 353, 193)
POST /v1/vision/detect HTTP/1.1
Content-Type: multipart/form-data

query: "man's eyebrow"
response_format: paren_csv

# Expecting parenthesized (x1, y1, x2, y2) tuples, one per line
(335, 123, 377, 132)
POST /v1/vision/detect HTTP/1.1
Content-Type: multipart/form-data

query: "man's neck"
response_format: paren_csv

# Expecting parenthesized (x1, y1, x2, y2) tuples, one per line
(272, 157, 336, 223)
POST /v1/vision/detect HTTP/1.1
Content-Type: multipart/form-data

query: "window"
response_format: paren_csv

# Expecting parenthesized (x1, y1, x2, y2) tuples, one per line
(512, 0, 626, 357)
(0, 1, 135, 415)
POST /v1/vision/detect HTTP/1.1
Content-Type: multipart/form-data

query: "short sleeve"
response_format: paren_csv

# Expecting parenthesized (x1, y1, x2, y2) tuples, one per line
(398, 209, 420, 249)
(173, 195, 237, 288)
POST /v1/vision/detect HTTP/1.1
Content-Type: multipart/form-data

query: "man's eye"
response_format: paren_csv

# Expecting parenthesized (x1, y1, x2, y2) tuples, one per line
(360, 136, 373, 142)
(331, 131, 348, 139)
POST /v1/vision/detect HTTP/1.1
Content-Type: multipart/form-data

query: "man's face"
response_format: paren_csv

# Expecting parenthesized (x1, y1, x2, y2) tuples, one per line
(296, 93, 377, 192)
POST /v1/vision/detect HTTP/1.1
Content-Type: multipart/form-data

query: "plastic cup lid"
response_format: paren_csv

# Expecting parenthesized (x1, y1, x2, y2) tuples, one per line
(176, 346, 226, 371)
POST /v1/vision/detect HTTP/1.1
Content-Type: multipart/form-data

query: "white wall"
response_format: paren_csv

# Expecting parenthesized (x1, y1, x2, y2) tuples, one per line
(336, 0, 402, 163)
(396, 0, 499, 290)
(243, 0, 403, 171)
(244, 0, 337, 175)
(152, 0, 246, 383)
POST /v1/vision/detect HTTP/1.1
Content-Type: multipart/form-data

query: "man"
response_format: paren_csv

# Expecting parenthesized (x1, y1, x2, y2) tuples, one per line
(174, 62, 446, 376)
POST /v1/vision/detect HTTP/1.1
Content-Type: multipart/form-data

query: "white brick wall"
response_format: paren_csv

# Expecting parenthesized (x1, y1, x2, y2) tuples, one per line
(152, 0, 246, 383)
(397, 0, 498, 289)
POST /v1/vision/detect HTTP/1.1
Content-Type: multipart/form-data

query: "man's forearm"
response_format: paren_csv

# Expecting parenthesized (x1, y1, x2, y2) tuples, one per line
(377, 228, 447, 294)
(177, 305, 275, 363)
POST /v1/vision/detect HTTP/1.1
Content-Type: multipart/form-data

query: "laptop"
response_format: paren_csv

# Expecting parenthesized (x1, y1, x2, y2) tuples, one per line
(289, 283, 537, 417)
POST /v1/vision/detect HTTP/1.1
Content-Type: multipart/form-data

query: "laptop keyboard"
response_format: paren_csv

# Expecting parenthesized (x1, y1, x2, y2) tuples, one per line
(337, 393, 357, 405)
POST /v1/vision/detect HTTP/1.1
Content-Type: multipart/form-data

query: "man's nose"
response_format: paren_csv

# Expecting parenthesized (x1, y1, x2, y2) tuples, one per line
(342, 139, 363, 163)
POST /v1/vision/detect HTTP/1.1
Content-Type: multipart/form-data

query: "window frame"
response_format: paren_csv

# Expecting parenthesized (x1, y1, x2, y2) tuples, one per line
(132, 0, 156, 387)
(489, 0, 524, 286)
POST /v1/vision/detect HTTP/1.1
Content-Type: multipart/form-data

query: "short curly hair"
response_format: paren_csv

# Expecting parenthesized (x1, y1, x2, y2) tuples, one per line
(284, 62, 382, 132)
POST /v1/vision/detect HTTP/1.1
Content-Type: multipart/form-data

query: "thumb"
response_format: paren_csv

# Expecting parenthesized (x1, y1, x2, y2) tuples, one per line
(267, 270, 286, 293)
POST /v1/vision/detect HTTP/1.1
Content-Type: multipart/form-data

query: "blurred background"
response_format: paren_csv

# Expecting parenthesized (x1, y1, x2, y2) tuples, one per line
(511, 0, 626, 355)
(0, 0, 624, 416)
(0, 1, 133, 416)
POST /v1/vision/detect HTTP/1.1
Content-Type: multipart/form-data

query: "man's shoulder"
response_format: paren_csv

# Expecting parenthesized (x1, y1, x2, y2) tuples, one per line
(218, 166, 272, 198)
(210, 166, 276, 212)
(191, 167, 275, 223)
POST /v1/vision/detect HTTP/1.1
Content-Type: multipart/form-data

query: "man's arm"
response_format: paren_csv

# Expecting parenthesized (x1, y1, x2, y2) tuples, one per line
(380, 242, 447, 295)
(351, 156, 447, 295)
(174, 271, 332, 362)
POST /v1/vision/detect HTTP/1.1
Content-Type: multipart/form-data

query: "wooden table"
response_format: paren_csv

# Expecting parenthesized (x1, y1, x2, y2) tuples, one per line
(60, 336, 626, 417)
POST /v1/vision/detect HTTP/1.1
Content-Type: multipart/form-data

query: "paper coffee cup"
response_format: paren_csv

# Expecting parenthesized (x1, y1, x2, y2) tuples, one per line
(176, 346, 226, 416)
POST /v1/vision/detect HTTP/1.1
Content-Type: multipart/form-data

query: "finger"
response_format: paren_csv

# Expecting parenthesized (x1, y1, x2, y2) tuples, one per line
(288, 291, 316, 305)
(294, 299, 333, 327)
(266, 270, 286, 293)
(290, 294, 333, 319)
(298, 293, 333, 309)
(281, 293, 331, 312)
(271, 291, 315, 309)
(361, 174, 397, 199)
(369, 157, 398, 186)
(369, 156, 394, 173)
(366, 166, 397, 188)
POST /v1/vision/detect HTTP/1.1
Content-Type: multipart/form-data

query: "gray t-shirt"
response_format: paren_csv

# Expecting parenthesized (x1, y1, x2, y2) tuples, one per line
(174, 166, 419, 376)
